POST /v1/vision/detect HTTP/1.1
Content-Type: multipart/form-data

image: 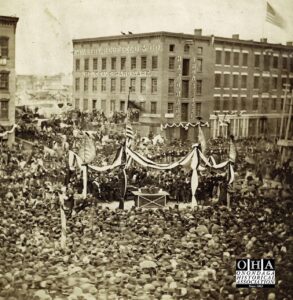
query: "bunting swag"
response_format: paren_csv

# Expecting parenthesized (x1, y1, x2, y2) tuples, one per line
(161, 121, 209, 131)
(0, 124, 18, 137)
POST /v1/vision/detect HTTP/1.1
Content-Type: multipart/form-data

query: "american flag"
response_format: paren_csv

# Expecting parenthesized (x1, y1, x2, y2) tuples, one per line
(266, 2, 286, 28)
(126, 124, 134, 147)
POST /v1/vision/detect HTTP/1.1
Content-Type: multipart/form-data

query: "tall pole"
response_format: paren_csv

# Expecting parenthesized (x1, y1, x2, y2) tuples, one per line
(280, 84, 290, 138)
(282, 90, 293, 163)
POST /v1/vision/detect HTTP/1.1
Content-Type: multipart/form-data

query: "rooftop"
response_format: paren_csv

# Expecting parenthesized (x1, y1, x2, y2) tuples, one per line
(73, 31, 293, 50)
(0, 15, 19, 24)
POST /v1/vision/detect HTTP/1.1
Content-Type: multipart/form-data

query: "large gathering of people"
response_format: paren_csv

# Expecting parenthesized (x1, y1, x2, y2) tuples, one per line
(0, 111, 292, 299)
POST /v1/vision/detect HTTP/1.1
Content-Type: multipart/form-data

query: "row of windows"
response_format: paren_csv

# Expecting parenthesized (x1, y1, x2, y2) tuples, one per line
(253, 76, 293, 91)
(75, 77, 159, 93)
(169, 44, 203, 56)
(75, 98, 159, 114)
(76, 56, 158, 71)
(215, 50, 293, 71)
(0, 99, 9, 119)
(215, 73, 248, 89)
(214, 96, 282, 112)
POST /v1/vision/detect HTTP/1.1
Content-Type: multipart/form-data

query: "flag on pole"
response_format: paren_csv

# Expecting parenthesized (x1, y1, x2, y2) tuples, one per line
(198, 126, 207, 155)
(266, 2, 286, 28)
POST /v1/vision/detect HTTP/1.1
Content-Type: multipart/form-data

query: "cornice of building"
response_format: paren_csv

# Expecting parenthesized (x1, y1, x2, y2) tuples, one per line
(0, 16, 19, 26)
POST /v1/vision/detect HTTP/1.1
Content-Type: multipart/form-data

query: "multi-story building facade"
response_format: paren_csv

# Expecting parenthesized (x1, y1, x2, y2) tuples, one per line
(72, 30, 293, 140)
(0, 16, 18, 145)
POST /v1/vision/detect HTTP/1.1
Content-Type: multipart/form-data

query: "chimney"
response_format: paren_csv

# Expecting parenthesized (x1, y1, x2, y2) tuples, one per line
(260, 38, 267, 43)
(194, 29, 202, 36)
(286, 41, 293, 46)
(232, 34, 239, 40)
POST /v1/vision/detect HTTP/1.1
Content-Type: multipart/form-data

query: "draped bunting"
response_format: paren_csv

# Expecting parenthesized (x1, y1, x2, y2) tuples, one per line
(0, 124, 18, 137)
(68, 141, 236, 206)
(161, 121, 209, 131)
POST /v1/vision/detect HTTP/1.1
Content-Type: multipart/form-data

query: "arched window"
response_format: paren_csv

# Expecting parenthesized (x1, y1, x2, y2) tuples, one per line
(0, 37, 9, 57)
(184, 44, 190, 53)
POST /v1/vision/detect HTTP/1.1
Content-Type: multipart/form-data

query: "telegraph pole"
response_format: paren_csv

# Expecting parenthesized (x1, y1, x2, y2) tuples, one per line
(279, 84, 290, 138)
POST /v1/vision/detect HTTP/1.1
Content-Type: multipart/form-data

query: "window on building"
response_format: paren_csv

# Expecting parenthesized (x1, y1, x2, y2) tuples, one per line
(92, 99, 97, 110)
(263, 55, 270, 71)
(197, 47, 203, 55)
(83, 99, 88, 111)
(263, 77, 270, 92)
(0, 37, 9, 57)
(271, 98, 277, 110)
(184, 44, 190, 53)
(233, 52, 239, 66)
(152, 56, 158, 69)
(0, 72, 9, 90)
(76, 59, 80, 71)
(241, 97, 246, 110)
(140, 78, 146, 93)
(253, 76, 259, 89)
(214, 97, 221, 111)
(232, 97, 238, 110)
(182, 59, 190, 76)
(111, 57, 116, 70)
(242, 53, 248, 66)
(151, 78, 157, 93)
(0, 99, 9, 119)
(168, 79, 175, 94)
(169, 57, 175, 69)
(130, 78, 136, 92)
(290, 57, 293, 72)
(252, 98, 258, 110)
(254, 54, 260, 67)
(272, 77, 278, 90)
(101, 100, 106, 112)
(84, 78, 89, 91)
(169, 44, 175, 52)
(110, 100, 115, 112)
(197, 59, 203, 72)
(215, 73, 221, 88)
(101, 78, 106, 91)
(120, 101, 125, 112)
(262, 98, 269, 113)
(241, 74, 247, 88)
(75, 98, 80, 110)
(120, 57, 126, 70)
(216, 50, 222, 64)
(151, 102, 157, 114)
(120, 78, 126, 92)
(167, 102, 174, 114)
(232, 74, 239, 88)
(141, 56, 147, 69)
(84, 58, 89, 71)
(182, 80, 189, 98)
(131, 57, 136, 69)
(75, 78, 80, 91)
(102, 58, 107, 70)
(92, 78, 97, 91)
(223, 97, 229, 111)
(273, 56, 278, 69)
(290, 78, 293, 91)
(195, 103, 201, 117)
(224, 51, 231, 65)
(93, 58, 98, 70)
(111, 78, 116, 92)
(282, 57, 287, 69)
(223, 74, 230, 88)
(281, 77, 287, 89)
(196, 80, 202, 95)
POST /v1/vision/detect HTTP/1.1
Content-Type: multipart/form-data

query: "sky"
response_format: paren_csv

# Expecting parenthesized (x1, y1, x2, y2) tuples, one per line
(2, 0, 293, 76)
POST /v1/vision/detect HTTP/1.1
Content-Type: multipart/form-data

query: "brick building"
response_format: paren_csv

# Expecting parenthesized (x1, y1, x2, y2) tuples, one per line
(0, 15, 18, 145)
(72, 30, 293, 140)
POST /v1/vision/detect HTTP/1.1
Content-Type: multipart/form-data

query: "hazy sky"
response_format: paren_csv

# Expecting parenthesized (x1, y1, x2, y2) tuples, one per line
(2, 0, 293, 76)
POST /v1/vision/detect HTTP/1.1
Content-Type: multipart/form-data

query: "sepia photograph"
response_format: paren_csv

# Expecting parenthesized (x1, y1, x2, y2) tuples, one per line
(0, 0, 292, 299)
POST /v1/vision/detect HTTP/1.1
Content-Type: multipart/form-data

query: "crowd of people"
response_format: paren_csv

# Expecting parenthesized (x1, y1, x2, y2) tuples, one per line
(0, 111, 292, 299)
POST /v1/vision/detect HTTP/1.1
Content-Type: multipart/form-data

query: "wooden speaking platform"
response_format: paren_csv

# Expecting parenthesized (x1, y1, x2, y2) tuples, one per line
(132, 190, 169, 208)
